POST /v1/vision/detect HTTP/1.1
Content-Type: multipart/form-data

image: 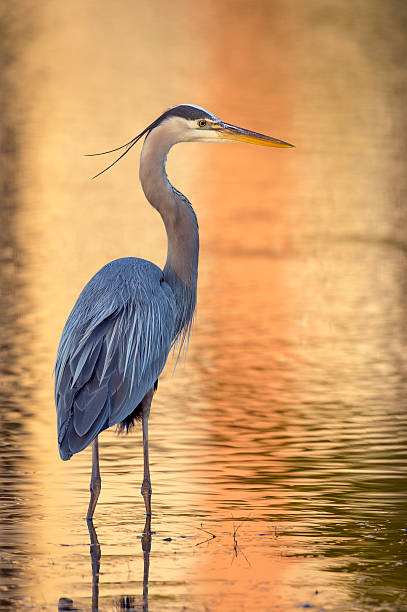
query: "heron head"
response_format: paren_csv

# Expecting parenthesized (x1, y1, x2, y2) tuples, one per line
(88, 104, 294, 178)
(162, 104, 295, 149)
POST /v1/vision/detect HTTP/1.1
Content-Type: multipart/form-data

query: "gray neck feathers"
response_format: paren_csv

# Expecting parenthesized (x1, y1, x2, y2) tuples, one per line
(139, 123, 199, 347)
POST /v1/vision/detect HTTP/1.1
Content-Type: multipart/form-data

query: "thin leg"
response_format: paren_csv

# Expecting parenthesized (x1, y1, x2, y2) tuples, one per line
(141, 389, 154, 516)
(87, 437, 101, 519)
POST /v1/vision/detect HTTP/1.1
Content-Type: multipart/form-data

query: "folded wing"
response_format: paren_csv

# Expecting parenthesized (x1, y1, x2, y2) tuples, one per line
(55, 260, 176, 460)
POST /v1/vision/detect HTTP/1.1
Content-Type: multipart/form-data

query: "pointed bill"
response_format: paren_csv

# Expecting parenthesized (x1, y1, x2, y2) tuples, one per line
(216, 122, 294, 148)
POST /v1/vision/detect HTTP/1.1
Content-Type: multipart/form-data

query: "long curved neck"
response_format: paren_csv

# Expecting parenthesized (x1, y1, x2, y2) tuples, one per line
(139, 126, 199, 341)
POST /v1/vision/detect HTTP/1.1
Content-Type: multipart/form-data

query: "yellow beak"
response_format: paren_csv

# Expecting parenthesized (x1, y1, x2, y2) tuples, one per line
(216, 122, 294, 148)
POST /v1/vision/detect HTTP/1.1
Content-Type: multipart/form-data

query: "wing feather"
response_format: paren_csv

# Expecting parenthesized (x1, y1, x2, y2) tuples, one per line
(55, 259, 176, 460)
(73, 383, 110, 437)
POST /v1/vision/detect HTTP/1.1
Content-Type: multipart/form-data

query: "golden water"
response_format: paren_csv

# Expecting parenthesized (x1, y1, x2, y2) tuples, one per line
(1, 0, 407, 610)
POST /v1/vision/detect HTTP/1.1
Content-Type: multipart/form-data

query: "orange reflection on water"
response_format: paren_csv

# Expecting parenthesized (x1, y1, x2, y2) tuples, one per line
(189, 1, 302, 606)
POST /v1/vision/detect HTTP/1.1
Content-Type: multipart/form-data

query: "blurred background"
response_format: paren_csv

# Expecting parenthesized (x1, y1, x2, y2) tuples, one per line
(1, 0, 407, 610)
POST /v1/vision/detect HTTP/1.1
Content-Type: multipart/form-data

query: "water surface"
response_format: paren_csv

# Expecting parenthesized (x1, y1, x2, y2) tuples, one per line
(1, 0, 407, 610)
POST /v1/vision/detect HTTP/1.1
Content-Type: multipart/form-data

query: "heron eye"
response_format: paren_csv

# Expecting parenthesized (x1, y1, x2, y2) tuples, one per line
(198, 120, 207, 128)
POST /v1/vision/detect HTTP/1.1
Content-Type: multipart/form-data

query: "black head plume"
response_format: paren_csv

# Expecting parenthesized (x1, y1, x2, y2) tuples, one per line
(86, 105, 215, 179)
(86, 128, 150, 179)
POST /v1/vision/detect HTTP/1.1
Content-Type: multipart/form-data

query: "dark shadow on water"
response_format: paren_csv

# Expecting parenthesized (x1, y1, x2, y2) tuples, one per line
(0, 6, 37, 609)
(58, 516, 152, 611)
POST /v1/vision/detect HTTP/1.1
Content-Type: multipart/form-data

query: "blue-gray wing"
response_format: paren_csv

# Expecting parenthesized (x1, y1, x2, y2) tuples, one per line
(55, 258, 176, 460)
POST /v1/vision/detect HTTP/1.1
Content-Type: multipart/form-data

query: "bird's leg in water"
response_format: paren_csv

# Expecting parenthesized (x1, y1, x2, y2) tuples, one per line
(87, 437, 101, 519)
(141, 389, 154, 516)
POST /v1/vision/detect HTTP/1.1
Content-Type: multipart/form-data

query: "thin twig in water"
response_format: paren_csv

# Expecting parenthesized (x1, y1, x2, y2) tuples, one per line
(230, 518, 251, 567)
(195, 523, 217, 547)
(197, 523, 216, 538)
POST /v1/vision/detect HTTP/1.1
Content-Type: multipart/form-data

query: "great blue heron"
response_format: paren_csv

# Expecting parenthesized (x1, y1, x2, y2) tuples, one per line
(54, 104, 294, 519)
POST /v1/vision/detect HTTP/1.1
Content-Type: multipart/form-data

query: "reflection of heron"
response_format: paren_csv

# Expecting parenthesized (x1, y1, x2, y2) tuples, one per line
(87, 520, 101, 610)
(89, 517, 152, 611)
(58, 517, 152, 611)
(54, 104, 294, 519)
